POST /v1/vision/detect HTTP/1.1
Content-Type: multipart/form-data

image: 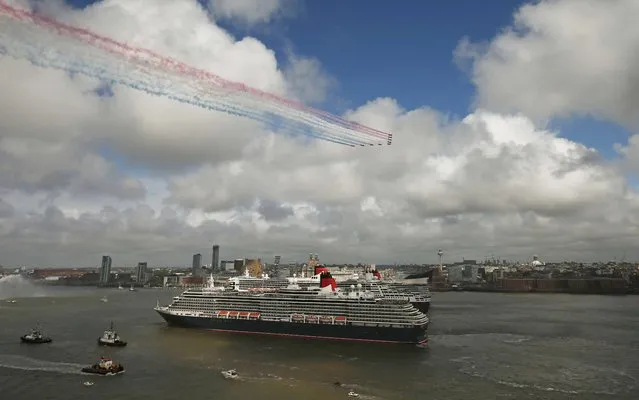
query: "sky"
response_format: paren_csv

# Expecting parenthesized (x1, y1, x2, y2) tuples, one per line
(1, 0, 639, 268)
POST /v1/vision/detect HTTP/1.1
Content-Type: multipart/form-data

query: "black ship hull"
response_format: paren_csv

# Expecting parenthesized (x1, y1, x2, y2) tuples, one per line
(20, 336, 52, 344)
(81, 366, 125, 375)
(156, 309, 427, 345)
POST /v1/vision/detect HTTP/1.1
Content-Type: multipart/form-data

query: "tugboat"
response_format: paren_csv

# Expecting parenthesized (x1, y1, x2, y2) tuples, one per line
(81, 357, 125, 375)
(97, 322, 127, 347)
(20, 327, 52, 344)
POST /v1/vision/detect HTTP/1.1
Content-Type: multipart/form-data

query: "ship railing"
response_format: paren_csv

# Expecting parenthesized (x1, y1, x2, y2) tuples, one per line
(349, 320, 427, 328)
(289, 314, 347, 325)
(214, 310, 261, 320)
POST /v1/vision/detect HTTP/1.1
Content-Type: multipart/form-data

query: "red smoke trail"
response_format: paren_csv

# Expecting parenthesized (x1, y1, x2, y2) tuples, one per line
(0, 1, 392, 146)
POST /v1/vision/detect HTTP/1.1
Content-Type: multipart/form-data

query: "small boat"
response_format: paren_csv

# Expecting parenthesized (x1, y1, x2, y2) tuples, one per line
(81, 357, 125, 375)
(129, 285, 136, 292)
(117, 284, 124, 290)
(20, 328, 52, 344)
(221, 369, 238, 379)
(83, 381, 94, 386)
(100, 296, 108, 303)
(347, 391, 359, 398)
(6, 299, 17, 303)
(97, 321, 127, 347)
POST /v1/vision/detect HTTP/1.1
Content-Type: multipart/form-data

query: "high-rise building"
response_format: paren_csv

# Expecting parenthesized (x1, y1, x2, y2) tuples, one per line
(212, 244, 220, 272)
(100, 255, 112, 284)
(234, 258, 245, 273)
(136, 262, 147, 283)
(192, 253, 202, 276)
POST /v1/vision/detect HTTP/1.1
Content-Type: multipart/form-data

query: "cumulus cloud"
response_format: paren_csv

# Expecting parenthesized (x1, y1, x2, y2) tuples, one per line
(208, 0, 298, 26)
(456, 0, 639, 131)
(284, 52, 336, 104)
(1, 0, 639, 267)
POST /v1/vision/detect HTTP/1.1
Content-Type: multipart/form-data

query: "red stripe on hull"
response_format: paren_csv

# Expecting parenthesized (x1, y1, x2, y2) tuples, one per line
(206, 327, 428, 345)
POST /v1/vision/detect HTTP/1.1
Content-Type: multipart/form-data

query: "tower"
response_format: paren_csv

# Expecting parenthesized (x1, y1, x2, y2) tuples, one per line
(192, 253, 202, 276)
(437, 249, 444, 273)
(212, 245, 220, 272)
(136, 262, 147, 283)
(100, 255, 112, 284)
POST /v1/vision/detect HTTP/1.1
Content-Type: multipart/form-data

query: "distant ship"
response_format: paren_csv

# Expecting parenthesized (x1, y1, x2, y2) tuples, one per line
(97, 321, 127, 347)
(20, 327, 52, 344)
(155, 273, 428, 345)
(227, 266, 430, 314)
(81, 357, 125, 375)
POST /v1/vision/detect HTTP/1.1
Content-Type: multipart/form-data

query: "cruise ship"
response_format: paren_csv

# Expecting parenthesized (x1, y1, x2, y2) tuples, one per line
(227, 266, 431, 313)
(155, 273, 429, 345)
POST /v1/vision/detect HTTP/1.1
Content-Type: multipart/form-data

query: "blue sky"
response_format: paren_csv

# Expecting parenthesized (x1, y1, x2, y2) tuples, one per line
(64, 0, 630, 160)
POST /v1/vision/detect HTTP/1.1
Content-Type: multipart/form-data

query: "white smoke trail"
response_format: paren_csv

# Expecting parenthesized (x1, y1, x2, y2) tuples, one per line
(0, 354, 87, 375)
(0, 275, 45, 300)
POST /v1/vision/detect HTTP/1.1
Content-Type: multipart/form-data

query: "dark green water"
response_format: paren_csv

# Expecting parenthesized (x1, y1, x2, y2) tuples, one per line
(1, 280, 637, 399)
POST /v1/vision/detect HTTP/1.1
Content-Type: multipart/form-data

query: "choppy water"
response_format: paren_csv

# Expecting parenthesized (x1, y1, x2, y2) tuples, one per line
(1, 277, 638, 399)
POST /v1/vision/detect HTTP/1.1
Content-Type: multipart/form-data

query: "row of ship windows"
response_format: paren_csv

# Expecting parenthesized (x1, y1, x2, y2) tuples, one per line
(179, 295, 416, 309)
(174, 301, 419, 314)
(229, 286, 420, 297)
(172, 300, 417, 314)
(168, 306, 424, 323)
(169, 305, 421, 319)
(228, 287, 422, 298)
(174, 301, 416, 312)
(168, 304, 422, 321)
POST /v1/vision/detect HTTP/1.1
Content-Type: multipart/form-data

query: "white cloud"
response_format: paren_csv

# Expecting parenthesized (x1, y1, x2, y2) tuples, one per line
(284, 52, 336, 104)
(1, 0, 639, 267)
(208, 0, 297, 26)
(456, 0, 639, 131)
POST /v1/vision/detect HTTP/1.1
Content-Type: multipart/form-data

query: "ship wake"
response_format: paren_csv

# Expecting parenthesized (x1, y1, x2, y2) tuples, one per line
(0, 354, 86, 375)
(441, 333, 638, 396)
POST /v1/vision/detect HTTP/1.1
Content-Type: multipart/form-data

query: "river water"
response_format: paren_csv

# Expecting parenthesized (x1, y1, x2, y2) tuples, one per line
(1, 278, 637, 399)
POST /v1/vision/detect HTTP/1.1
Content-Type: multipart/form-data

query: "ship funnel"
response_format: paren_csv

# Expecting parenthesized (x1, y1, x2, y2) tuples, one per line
(314, 265, 329, 276)
(319, 272, 337, 291)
